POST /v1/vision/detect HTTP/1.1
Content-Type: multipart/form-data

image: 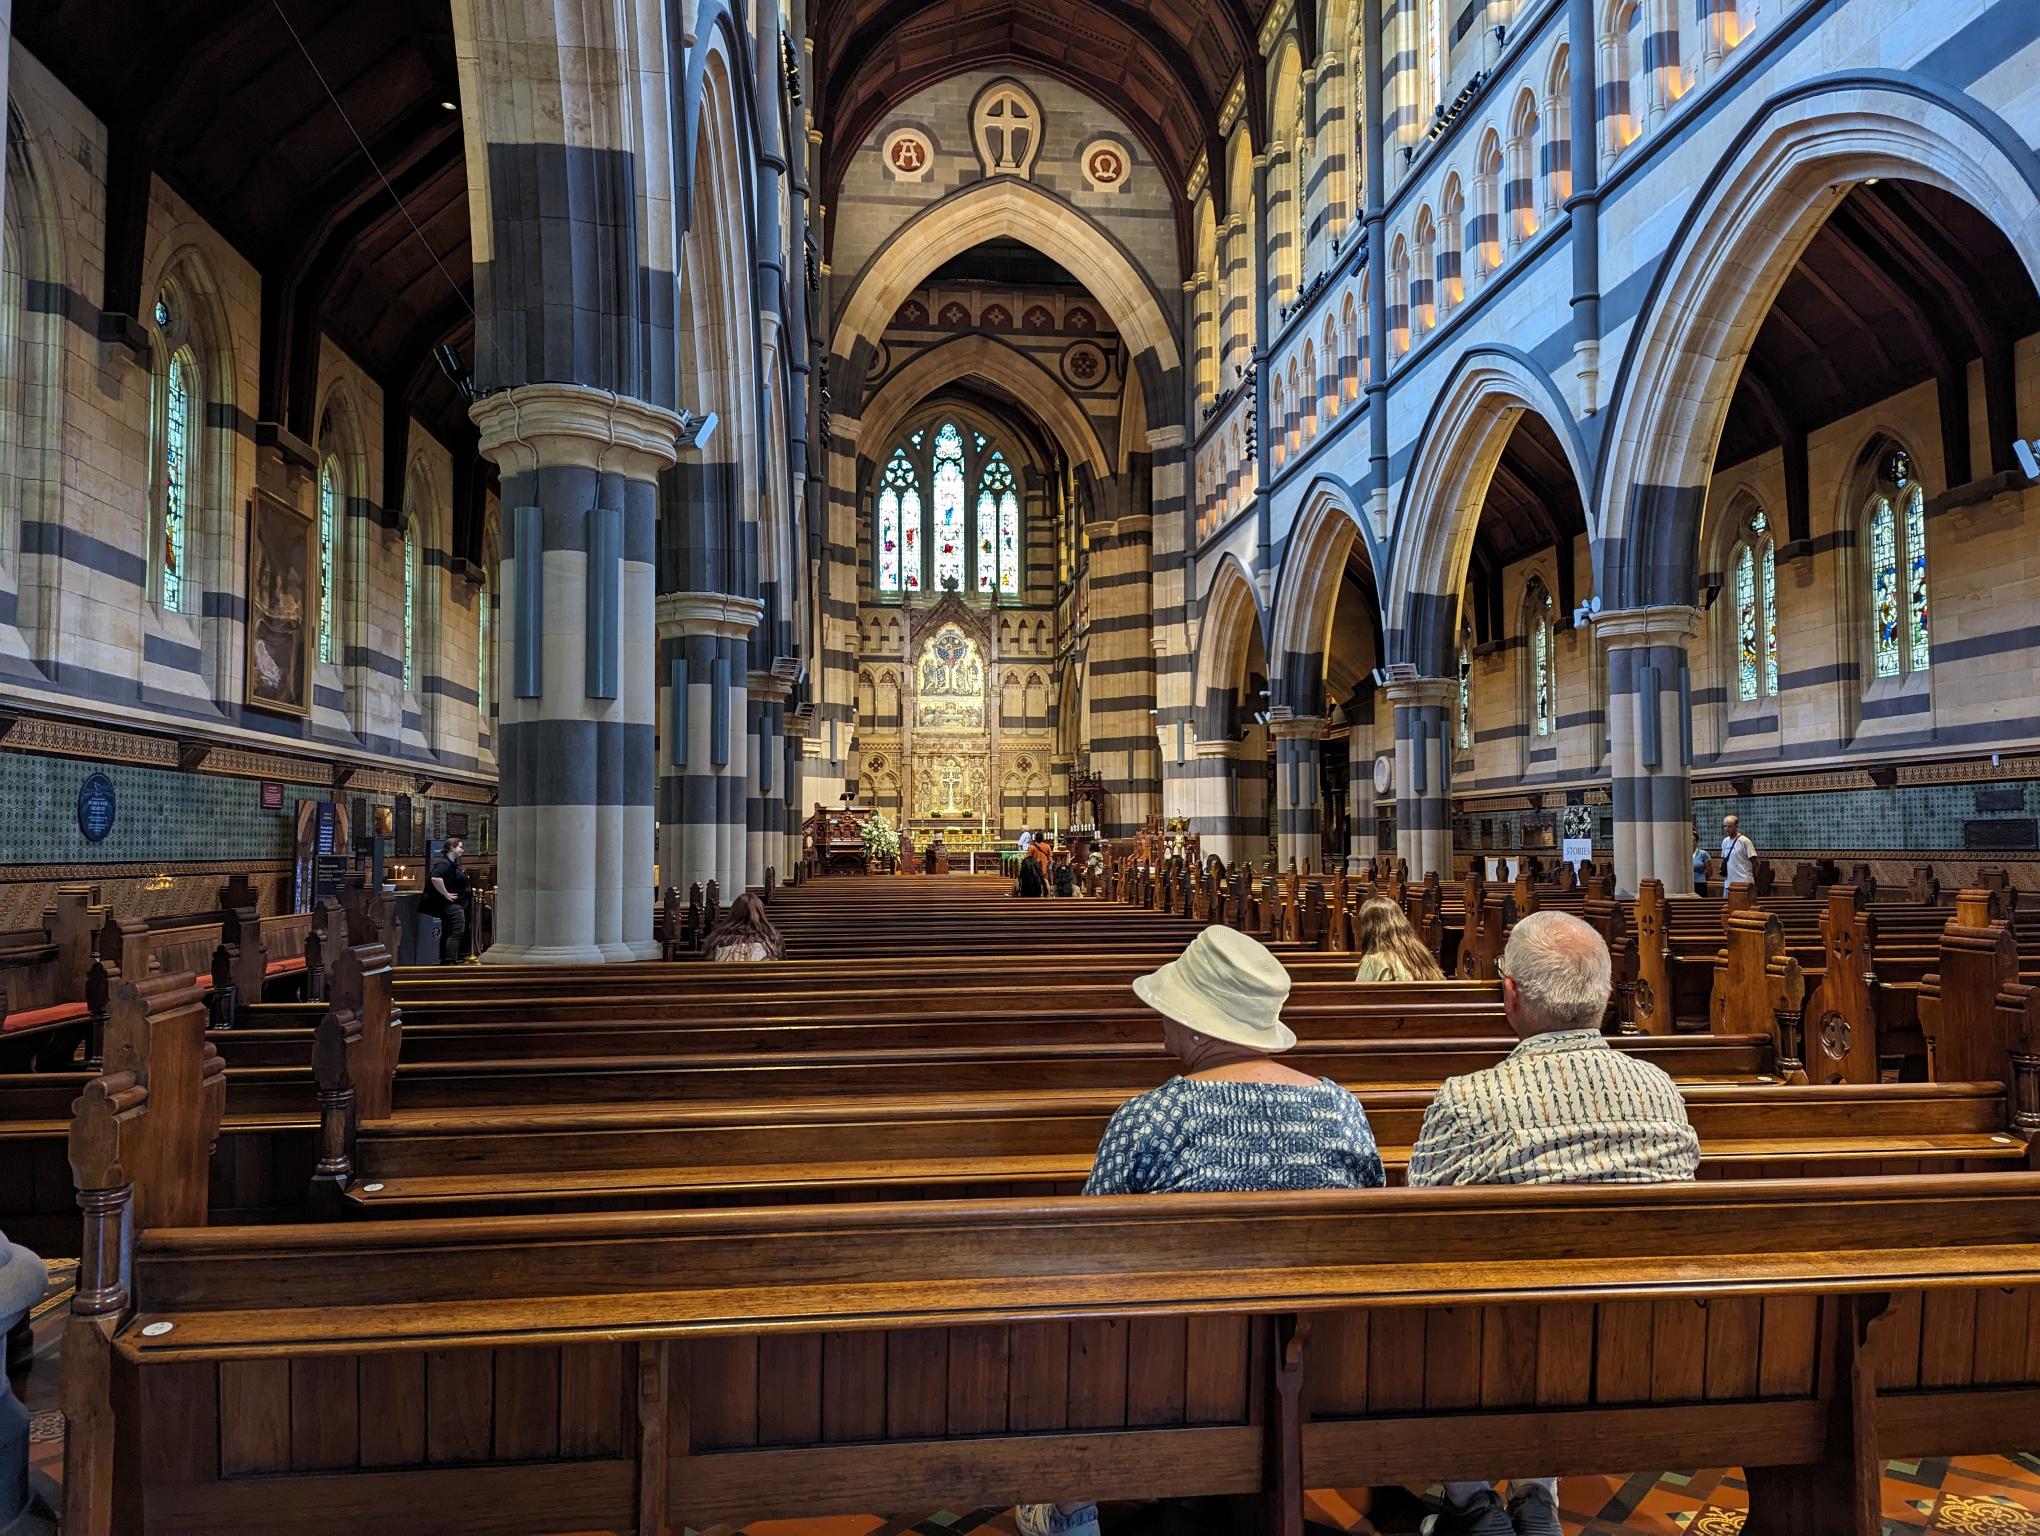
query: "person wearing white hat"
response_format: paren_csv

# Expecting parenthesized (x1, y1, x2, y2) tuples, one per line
(1016, 926, 1384, 1536)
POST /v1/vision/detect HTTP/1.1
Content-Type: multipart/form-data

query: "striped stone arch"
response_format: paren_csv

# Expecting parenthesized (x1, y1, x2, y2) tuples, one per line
(829, 177, 1183, 428)
(857, 334, 1113, 480)
(1269, 475, 1375, 715)
(1595, 73, 2040, 613)
(1192, 553, 1268, 738)
(1384, 345, 1592, 675)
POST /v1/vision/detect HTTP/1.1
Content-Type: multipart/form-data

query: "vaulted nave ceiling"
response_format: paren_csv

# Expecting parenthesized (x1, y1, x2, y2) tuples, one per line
(814, 0, 1267, 226)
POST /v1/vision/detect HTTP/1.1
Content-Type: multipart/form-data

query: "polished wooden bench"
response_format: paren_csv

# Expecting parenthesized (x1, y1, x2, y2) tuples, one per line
(328, 1078, 2034, 1221)
(62, 1172, 2040, 1536)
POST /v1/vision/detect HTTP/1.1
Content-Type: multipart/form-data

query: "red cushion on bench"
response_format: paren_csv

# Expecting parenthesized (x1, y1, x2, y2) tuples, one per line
(3, 1000, 89, 1032)
(265, 957, 306, 976)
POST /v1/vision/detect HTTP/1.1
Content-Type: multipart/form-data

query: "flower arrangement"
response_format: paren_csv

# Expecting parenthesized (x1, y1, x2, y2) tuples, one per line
(860, 815, 901, 862)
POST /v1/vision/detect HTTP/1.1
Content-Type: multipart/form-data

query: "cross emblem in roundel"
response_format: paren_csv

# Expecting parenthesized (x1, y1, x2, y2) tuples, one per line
(1818, 1011, 1851, 1061)
(1632, 980, 1656, 1021)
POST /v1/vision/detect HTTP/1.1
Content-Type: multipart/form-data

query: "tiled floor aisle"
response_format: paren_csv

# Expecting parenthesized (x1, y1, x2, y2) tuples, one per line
(19, 1265, 2040, 1535)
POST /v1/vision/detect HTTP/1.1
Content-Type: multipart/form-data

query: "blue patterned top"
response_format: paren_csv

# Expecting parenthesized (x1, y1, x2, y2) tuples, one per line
(1083, 1076, 1387, 1195)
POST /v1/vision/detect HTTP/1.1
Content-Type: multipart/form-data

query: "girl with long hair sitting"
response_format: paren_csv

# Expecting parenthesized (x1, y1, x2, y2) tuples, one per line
(1352, 895, 1445, 981)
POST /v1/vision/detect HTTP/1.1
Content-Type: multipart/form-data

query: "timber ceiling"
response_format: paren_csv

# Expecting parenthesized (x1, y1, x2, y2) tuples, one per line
(814, 0, 1267, 255)
(1718, 179, 2040, 474)
(16, 0, 477, 480)
(1472, 411, 1587, 578)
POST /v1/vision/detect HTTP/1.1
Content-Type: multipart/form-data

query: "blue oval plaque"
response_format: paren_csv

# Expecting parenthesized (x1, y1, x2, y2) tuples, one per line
(77, 772, 117, 843)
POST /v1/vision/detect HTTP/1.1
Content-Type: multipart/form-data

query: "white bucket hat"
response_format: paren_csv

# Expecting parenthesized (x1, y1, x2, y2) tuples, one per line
(1132, 926, 1297, 1053)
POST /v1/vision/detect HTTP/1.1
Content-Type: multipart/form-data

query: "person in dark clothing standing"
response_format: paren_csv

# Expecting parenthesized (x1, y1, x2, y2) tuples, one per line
(419, 837, 471, 964)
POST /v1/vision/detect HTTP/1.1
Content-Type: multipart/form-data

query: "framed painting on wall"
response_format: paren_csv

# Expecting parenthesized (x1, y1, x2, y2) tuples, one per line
(246, 488, 314, 717)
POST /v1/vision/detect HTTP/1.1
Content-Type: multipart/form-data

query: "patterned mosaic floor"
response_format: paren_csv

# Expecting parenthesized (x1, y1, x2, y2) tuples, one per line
(16, 1264, 2039, 1535)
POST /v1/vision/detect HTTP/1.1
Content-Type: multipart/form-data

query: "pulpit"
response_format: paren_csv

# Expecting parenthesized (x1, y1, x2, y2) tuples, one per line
(804, 804, 876, 875)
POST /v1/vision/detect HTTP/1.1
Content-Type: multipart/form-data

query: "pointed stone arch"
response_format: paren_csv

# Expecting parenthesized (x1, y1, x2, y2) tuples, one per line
(1595, 74, 2040, 613)
(858, 334, 1112, 479)
(1271, 475, 1377, 713)
(830, 177, 1182, 427)
(1385, 345, 1591, 675)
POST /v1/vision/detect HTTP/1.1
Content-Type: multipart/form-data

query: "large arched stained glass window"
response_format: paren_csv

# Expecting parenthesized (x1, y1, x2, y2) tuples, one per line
(317, 456, 339, 664)
(931, 422, 967, 593)
(978, 451, 1020, 596)
(402, 519, 419, 694)
(1868, 449, 1930, 679)
(872, 418, 1025, 603)
(877, 448, 921, 594)
(160, 348, 195, 612)
(1732, 508, 1778, 702)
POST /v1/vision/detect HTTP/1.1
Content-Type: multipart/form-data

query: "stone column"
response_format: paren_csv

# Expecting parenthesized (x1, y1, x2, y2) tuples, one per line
(1386, 677, 1457, 881)
(815, 412, 862, 790)
(747, 669, 792, 887)
(475, 385, 678, 963)
(1347, 721, 1379, 870)
(1271, 716, 1326, 870)
(1085, 507, 1158, 836)
(1187, 739, 1245, 865)
(1600, 605, 1700, 897)
(658, 593, 764, 899)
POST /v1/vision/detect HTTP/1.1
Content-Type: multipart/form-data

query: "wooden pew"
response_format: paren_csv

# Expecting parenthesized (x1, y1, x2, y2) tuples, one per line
(1917, 891, 2040, 1133)
(333, 1079, 2035, 1221)
(66, 1176, 2040, 1535)
(0, 884, 106, 1070)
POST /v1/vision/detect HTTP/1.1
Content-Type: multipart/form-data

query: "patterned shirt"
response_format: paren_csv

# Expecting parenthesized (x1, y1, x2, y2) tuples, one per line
(1406, 1030, 1700, 1187)
(1084, 1076, 1386, 1195)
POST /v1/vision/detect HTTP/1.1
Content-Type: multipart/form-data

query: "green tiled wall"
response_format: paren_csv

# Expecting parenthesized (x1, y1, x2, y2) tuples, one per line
(0, 751, 492, 865)
(1695, 780, 2040, 851)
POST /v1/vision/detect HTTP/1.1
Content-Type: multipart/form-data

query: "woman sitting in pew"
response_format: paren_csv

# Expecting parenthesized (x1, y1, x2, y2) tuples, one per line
(702, 893, 785, 962)
(1018, 927, 1384, 1536)
(1352, 895, 1447, 982)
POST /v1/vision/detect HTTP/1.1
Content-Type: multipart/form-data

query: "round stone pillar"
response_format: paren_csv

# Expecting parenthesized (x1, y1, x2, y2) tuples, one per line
(657, 593, 765, 900)
(1599, 605, 1701, 897)
(1270, 716, 1327, 871)
(474, 386, 679, 964)
(1384, 677, 1457, 881)
(1188, 739, 1245, 865)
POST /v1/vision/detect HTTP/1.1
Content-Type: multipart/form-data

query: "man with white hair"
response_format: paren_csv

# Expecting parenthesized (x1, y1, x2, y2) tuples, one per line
(1408, 910, 1700, 1536)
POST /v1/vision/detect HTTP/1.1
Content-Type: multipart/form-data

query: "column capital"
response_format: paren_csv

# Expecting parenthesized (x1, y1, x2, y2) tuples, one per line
(747, 669, 793, 699)
(1087, 513, 1154, 540)
(1145, 425, 1189, 452)
(1267, 714, 1329, 741)
(1193, 738, 1242, 760)
(1382, 676, 1457, 710)
(829, 413, 862, 447)
(471, 384, 681, 480)
(658, 591, 766, 638)
(1594, 605, 1701, 648)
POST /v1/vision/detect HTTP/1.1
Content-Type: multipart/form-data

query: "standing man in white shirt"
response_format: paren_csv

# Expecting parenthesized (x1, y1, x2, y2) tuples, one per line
(1720, 814, 1757, 890)
(1016, 823, 1034, 856)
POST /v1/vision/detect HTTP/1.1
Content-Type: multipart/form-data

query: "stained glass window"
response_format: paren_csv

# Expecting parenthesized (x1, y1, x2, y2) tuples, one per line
(1527, 584, 1553, 739)
(317, 457, 339, 664)
(977, 452, 1020, 597)
(877, 448, 920, 594)
(1904, 483, 1929, 672)
(1761, 538, 1779, 697)
(1735, 544, 1758, 702)
(402, 520, 418, 693)
(997, 472, 1021, 596)
(478, 572, 491, 722)
(1457, 634, 1472, 749)
(1870, 495, 1900, 679)
(931, 421, 966, 593)
(161, 350, 193, 612)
